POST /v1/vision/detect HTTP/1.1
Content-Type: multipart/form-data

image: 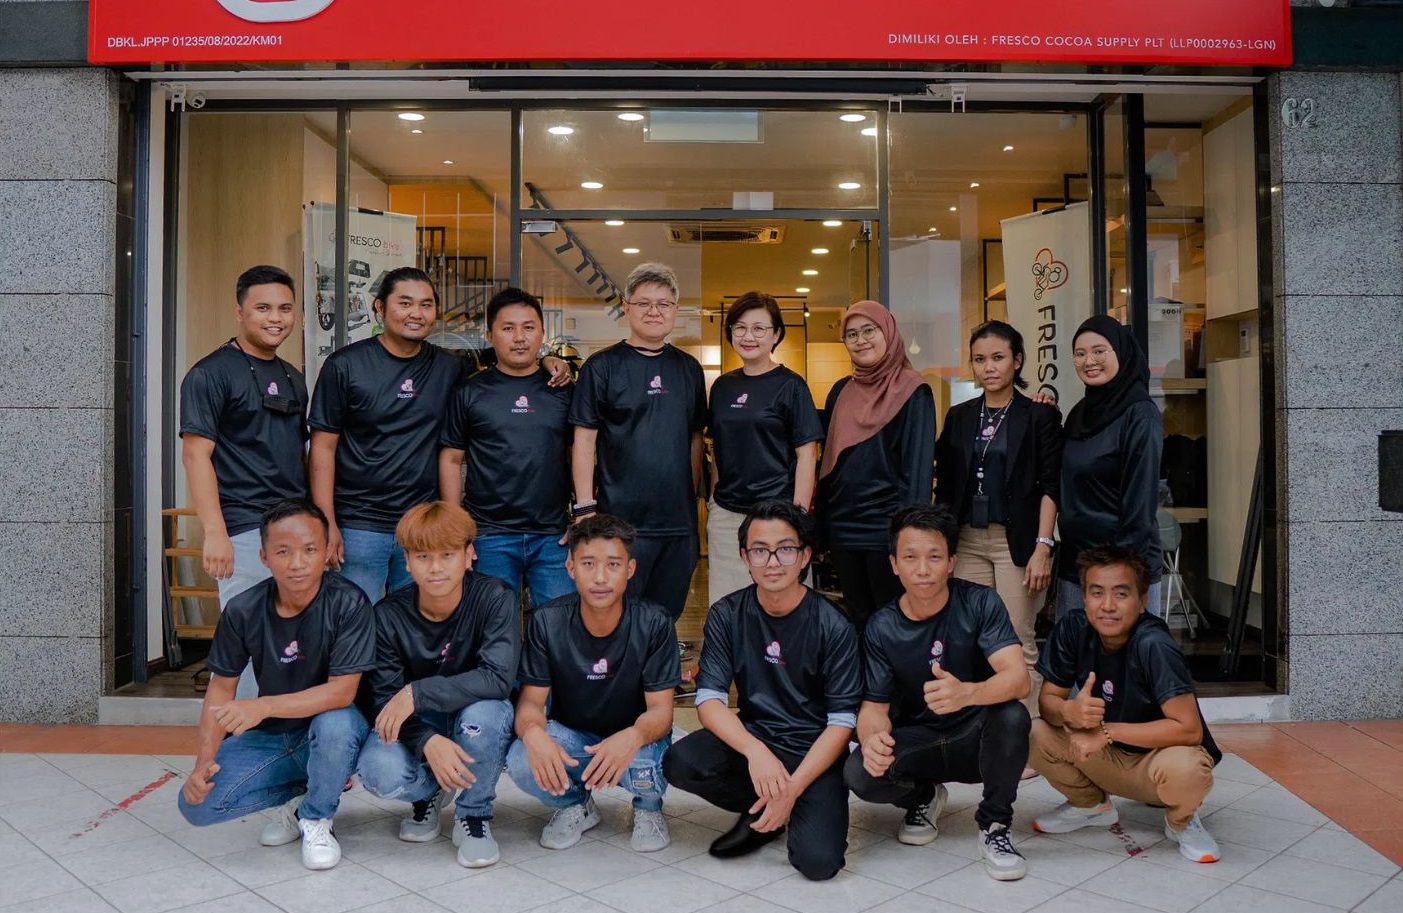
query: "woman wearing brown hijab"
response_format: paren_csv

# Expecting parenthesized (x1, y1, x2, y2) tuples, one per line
(817, 301, 936, 630)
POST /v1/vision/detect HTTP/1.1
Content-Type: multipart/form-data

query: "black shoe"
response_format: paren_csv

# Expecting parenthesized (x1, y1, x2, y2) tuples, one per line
(709, 811, 784, 858)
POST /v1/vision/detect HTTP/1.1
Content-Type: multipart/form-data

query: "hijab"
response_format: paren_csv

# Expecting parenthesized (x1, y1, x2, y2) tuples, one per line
(819, 301, 927, 479)
(1063, 314, 1152, 440)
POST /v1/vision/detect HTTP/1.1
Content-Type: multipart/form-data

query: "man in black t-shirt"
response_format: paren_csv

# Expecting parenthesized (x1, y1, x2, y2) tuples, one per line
(309, 267, 465, 602)
(568, 262, 706, 621)
(355, 501, 519, 869)
(178, 500, 374, 873)
(845, 505, 1031, 882)
(440, 287, 574, 609)
(179, 266, 309, 695)
(505, 514, 680, 853)
(663, 501, 860, 881)
(1030, 546, 1221, 864)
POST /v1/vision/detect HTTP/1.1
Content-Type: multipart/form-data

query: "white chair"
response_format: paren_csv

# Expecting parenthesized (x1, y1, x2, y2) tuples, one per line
(1156, 510, 1211, 637)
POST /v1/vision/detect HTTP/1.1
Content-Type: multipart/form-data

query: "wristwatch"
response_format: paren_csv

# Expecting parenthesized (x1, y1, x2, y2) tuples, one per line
(1035, 536, 1056, 549)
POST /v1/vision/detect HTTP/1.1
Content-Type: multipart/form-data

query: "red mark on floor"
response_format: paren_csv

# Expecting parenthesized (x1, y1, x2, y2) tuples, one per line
(1108, 821, 1146, 857)
(70, 770, 179, 837)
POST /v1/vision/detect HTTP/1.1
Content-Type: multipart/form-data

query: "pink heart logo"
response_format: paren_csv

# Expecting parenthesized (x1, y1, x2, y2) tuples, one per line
(1031, 248, 1069, 300)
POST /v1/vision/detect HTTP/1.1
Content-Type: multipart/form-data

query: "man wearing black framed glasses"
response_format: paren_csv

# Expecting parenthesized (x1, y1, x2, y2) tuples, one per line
(663, 500, 860, 881)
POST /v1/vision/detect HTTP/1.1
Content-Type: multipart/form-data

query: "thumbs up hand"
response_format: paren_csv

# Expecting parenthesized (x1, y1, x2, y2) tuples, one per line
(923, 662, 974, 716)
(1063, 672, 1106, 730)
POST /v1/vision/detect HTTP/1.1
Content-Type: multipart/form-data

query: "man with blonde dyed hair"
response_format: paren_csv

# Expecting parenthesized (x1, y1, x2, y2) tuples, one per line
(569, 262, 706, 621)
(357, 501, 520, 869)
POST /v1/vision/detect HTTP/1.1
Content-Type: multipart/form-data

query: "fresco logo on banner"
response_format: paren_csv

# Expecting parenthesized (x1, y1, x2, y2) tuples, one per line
(217, 0, 336, 22)
(1031, 248, 1069, 300)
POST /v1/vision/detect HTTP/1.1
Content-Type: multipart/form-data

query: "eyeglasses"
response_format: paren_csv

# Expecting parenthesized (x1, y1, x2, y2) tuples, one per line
(744, 545, 803, 567)
(730, 324, 773, 338)
(842, 324, 882, 345)
(627, 299, 677, 313)
(1072, 346, 1113, 364)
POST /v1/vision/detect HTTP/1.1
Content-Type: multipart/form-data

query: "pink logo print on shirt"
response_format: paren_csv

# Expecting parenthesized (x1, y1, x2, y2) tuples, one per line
(592, 657, 609, 675)
(736, 393, 748, 404)
(515, 395, 529, 408)
(650, 375, 662, 389)
(279, 640, 300, 664)
(763, 640, 784, 665)
(266, 381, 280, 396)
(400, 379, 415, 393)
(1101, 680, 1115, 702)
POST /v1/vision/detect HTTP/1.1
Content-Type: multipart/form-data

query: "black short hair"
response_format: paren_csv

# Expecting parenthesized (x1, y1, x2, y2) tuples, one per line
(486, 286, 545, 329)
(259, 498, 329, 545)
(969, 319, 1029, 390)
(236, 265, 295, 305)
(374, 267, 438, 309)
(566, 513, 636, 555)
(738, 499, 815, 552)
(889, 505, 959, 556)
(723, 291, 786, 353)
(1077, 546, 1152, 597)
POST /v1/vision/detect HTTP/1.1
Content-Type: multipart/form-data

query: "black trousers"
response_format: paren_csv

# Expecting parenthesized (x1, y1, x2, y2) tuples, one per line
(627, 533, 698, 622)
(843, 701, 1030, 831)
(828, 548, 903, 631)
(663, 729, 848, 881)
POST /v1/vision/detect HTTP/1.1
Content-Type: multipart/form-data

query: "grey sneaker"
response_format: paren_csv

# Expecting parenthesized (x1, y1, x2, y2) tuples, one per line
(1165, 813, 1220, 863)
(399, 790, 451, 843)
(540, 798, 600, 850)
(298, 816, 341, 870)
(898, 783, 948, 846)
(454, 816, 500, 868)
(1032, 799, 1119, 834)
(630, 808, 671, 853)
(260, 794, 304, 847)
(979, 822, 1027, 881)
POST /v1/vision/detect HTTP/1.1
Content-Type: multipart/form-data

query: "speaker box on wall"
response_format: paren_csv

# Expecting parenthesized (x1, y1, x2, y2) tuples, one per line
(1381, 432, 1403, 513)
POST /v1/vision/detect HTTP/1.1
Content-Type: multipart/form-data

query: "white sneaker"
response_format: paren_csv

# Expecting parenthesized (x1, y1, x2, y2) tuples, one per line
(1032, 800, 1119, 834)
(979, 822, 1027, 881)
(298, 816, 341, 870)
(631, 808, 671, 853)
(400, 790, 451, 843)
(454, 817, 500, 868)
(1165, 813, 1220, 863)
(260, 794, 304, 847)
(898, 783, 948, 846)
(540, 798, 600, 850)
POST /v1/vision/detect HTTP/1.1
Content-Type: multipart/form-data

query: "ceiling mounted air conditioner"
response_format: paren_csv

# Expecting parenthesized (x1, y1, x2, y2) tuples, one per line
(666, 225, 785, 244)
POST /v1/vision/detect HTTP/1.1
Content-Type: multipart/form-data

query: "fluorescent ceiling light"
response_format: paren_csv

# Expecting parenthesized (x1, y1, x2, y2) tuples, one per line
(838, 181, 861, 190)
(581, 181, 604, 190)
(605, 220, 625, 226)
(970, 181, 980, 188)
(822, 220, 843, 227)
(861, 127, 878, 137)
(617, 112, 646, 122)
(839, 113, 868, 123)
(442, 160, 454, 165)
(623, 247, 640, 254)
(410, 129, 423, 134)
(548, 125, 575, 136)
(802, 269, 819, 276)
(1003, 144, 1015, 152)
(795, 287, 811, 293)
(811, 248, 829, 255)
(397, 112, 425, 122)
(949, 206, 957, 212)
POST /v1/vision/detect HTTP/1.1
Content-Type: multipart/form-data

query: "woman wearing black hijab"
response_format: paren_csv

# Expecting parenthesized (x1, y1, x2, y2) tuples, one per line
(1057, 315, 1163, 618)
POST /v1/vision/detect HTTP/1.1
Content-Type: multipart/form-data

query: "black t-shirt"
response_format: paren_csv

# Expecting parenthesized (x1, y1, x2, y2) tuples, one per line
(1037, 611, 1221, 763)
(696, 586, 861, 757)
(520, 594, 680, 738)
(308, 338, 464, 532)
(708, 365, 825, 513)
(819, 381, 936, 550)
(568, 342, 706, 535)
(862, 580, 1021, 733)
(207, 574, 375, 733)
(361, 573, 521, 759)
(440, 367, 573, 535)
(962, 415, 1010, 527)
(179, 344, 309, 535)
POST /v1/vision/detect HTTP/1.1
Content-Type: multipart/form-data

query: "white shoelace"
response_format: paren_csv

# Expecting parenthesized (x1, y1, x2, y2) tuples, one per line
(301, 818, 335, 849)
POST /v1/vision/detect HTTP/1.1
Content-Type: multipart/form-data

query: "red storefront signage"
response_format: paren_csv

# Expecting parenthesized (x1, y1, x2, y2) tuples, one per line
(89, 0, 1292, 67)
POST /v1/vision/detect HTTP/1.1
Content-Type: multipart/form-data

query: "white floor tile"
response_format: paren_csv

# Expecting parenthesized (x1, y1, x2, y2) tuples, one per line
(94, 858, 246, 913)
(0, 856, 85, 907)
(357, 843, 485, 892)
(1283, 827, 1402, 878)
(420, 864, 573, 913)
(1025, 886, 1164, 913)
(1192, 883, 1349, 913)
(915, 864, 1067, 913)
(841, 841, 969, 889)
(0, 886, 120, 913)
(1036, 814, 1166, 859)
(345, 895, 456, 913)
(1354, 874, 1403, 913)
(54, 832, 199, 886)
(208, 841, 322, 890)
(1017, 835, 1125, 887)
(1078, 856, 1227, 912)
(1239, 854, 1390, 910)
(333, 818, 418, 865)
(860, 892, 976, 913)
(0, 828, 52, 868)
(517, 838, 662, 892)
(1198, 807, 1320, 853)
(598, 814, 720, 863)
(1136, 837, 1274, 883)
(28, 808, 160, 858)
(255, 862, 407, 913)
(1226, 784, 1331, 827)
(47, 754, 184, 792)
(588, 866, 740, 913)
(165, 817, 270, 861)
(1201, 777, 1265, 808)
(521, 895, 626, 913)
(164, 893, 285, 913)
(0, 786, 117, 830)
(0, 769, 84, 807)
(670, 843, 797, 892)
(1209, 755, 1274, 787)
(752, 869, 903, 913)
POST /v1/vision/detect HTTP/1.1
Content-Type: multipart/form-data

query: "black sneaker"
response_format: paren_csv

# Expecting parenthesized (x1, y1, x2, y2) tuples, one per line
(898, 783, 947, 845)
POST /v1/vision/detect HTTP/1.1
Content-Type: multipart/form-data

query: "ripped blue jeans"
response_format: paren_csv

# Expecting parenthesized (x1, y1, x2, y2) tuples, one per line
(356, 699, 514, 820)
(506, 719, 670, 812)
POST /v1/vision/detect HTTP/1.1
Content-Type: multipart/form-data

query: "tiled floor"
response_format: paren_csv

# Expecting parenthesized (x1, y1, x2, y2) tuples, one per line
(1, 722, 1400, 913)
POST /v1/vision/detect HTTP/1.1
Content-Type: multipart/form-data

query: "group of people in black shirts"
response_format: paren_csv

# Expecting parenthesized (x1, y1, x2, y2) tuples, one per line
(175, 260, 1222, 883)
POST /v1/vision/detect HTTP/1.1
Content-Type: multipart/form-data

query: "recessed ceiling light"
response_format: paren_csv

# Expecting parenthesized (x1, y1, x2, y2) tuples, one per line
(1003, 144, 1015, 152)
(581, 181, 604, 190)
(802, 269, 819, 276)
(970, 181, 980, 188)
(443, 160, 454, 165)
(861, 126, 878, 137)
(547, 125, 575, 136)
(839, 113, 867, 123)
(927, 227, 938, 232)
(811, 247, 829, 255)
(623, 247, 640, 254)
(617, 112, 646, 122)
(795, 287, 811, 294)
(949, 206, 957, 212)
(838, 181, 861, 190)
(605, 220, 625, 226)
(822, 220, 843, 227)
(410, 129, 423, 134)
(397, 112, 425, 122)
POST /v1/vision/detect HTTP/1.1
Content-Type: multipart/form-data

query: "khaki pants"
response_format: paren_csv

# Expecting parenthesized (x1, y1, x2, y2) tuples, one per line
(1028, 718, 1214, 830)
(706, 502, 755, 608)
(955, 524, 1044, 716)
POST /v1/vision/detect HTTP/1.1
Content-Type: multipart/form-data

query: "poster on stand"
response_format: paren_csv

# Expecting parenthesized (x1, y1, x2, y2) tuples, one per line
(1000, 202, 1093, 412)
(302, 202, 417, 389)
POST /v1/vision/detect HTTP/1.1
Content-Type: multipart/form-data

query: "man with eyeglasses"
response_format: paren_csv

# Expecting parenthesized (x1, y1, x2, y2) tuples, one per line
(569, 262, 706, 622)
(181, 265, 309, 696)
(664, 500, 861, 881)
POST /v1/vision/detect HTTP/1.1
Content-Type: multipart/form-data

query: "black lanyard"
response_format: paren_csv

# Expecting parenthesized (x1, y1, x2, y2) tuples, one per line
(973, 398, 1011, 496)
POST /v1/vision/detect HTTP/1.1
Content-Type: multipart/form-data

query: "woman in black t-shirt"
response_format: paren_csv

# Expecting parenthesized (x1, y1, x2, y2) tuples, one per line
(706, 292, 824, 607)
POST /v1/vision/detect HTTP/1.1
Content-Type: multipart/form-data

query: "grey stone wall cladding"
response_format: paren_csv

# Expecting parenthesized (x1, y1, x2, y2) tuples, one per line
(0, 66, 119, 723)
(1270, 71, 1403, 720)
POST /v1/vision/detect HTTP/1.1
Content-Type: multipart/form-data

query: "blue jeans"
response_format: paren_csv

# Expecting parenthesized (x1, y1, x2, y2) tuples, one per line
(177, 706, 368, 825)
(340, 526, 412, 603)
(472, 532, 574, 609)
(1058, 578, 1162, 620)
(357, 699, 514, 819)
(506, 720, 670, 812)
